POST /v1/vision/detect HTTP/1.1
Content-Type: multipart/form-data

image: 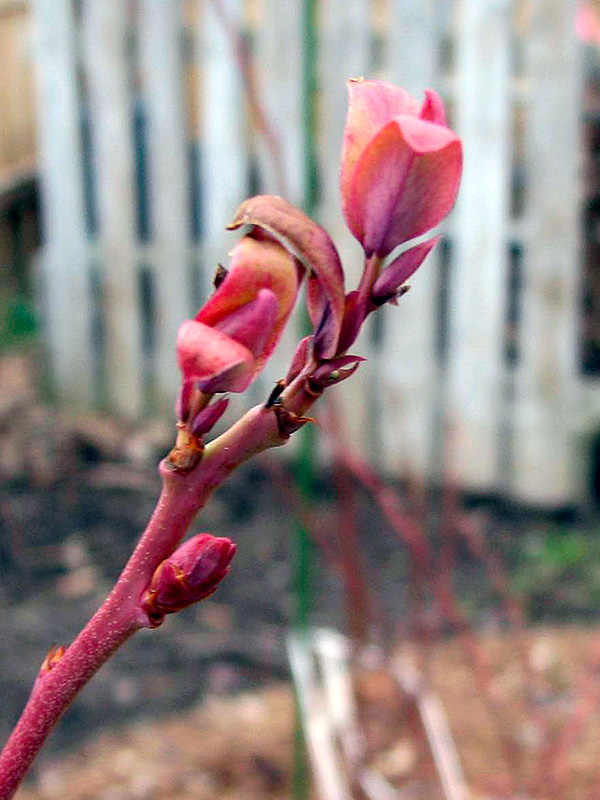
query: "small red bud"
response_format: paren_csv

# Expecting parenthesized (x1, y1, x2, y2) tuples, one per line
(273, 404, 316, 437)
(141, 534, 236, 627)
(311, 355, 365, 389)
(39, 644, 66, 677)
(190, 396, 230, 437)
(285, 336, 312, 384)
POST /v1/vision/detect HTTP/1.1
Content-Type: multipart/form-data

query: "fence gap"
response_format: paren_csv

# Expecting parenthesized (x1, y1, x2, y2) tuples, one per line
(447, 0, 512, 492)
(512, 0, 581, 505)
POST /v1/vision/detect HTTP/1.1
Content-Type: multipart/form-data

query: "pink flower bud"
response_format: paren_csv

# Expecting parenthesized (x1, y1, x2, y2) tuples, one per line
(141, 534, 236, 627)
(190, 396, 230, 437)
(340, 78, 462, 257)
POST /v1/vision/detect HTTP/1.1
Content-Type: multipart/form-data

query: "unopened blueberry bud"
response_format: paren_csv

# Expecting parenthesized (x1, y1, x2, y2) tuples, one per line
(141, 534, 236, 627)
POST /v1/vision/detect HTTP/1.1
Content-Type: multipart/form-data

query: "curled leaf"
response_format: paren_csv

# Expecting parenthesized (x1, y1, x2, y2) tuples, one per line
(228, 195, 345, 357)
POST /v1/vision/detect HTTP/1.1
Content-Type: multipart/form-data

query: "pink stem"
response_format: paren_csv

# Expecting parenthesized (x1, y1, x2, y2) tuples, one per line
(0, 373, 316, 798)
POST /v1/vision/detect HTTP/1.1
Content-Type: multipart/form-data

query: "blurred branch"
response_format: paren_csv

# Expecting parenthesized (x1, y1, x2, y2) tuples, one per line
(208, 0, 288, 197)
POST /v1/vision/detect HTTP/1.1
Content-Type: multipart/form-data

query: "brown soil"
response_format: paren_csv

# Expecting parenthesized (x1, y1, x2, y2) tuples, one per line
(14, 626, 600, 800)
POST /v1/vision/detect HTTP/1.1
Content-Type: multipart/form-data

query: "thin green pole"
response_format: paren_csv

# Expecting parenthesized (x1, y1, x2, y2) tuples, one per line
(293, 1, 318, 797)
(296, 0, 318, 633)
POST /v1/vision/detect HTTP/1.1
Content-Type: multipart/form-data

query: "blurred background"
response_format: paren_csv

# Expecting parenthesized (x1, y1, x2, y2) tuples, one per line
(2, 0, 600, 798)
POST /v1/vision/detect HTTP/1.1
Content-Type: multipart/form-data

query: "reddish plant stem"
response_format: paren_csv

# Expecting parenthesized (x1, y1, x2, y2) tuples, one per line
(435, 488, 519, 789)
(339, 446, 522, 795)
(0, 369, 321, 799)
(331, 461, 373, 643)
(323, 397, 376, 645)
(434, 563, 521, 794)
(341, 452, 431, 566)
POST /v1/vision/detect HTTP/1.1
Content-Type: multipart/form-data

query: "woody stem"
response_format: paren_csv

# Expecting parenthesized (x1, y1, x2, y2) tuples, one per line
(0, 364, 321, 799)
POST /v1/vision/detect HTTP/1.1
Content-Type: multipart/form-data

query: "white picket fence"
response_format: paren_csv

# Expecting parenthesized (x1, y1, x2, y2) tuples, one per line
(32, 0, 600, 505)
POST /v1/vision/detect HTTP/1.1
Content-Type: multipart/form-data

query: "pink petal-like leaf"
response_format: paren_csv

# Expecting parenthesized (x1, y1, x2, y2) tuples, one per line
(199, 234, 300, 374)
(286, 335, 313, 384)
(372, 236, 440, 301)
(214, 288, 278, 363)
(176, 319, 254, 393)
(227, 195, 345, 357)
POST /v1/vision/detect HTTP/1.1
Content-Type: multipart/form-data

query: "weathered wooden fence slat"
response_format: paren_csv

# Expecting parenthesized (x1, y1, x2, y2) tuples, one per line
(319, 0, 371, 247)
(448, 0, 512, 491)
(32, 0, 596, 504)
(252, 0, 305, 393)
(33, 0, 93, 405)
(254, 0, 304, 205)
(512, 0, 581, 504)
(140, 0, 191, 411)
(199, 0, 247, 282)
(82, 0, 143, 417)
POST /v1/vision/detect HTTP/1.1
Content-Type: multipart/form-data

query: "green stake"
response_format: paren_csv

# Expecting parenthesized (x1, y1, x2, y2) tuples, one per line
(293, 0, 318, 797)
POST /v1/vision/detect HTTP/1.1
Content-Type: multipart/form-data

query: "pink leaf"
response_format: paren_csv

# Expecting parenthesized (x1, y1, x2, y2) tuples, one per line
(372, 237, 440, 301)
